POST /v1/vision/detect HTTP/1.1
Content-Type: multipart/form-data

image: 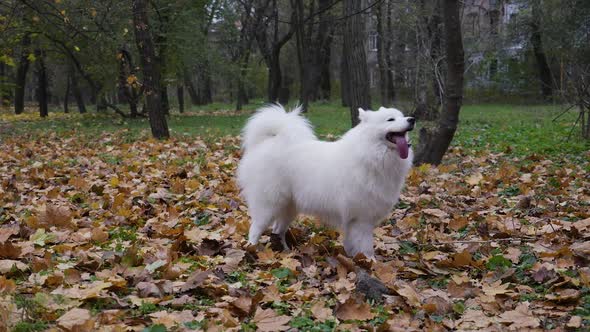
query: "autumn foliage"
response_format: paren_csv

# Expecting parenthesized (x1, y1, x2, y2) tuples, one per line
(0, 131, 589, 331)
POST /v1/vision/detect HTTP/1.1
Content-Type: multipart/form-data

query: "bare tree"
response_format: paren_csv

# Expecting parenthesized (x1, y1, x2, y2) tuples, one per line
(256, 0, 295, 103)
(132, 0, 169, 139)
(343, 0, 371, 126)
(35, 49, 49, 118)
(414, 0, 464, 165)
(530, 0, 553, 101)
(292, 0, 335, 111)
(376, 0, 395, 105)
(14, 33, 31, 115)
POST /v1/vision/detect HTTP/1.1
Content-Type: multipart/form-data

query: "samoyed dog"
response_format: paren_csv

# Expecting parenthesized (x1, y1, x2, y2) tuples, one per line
(237, 105, 415, 258)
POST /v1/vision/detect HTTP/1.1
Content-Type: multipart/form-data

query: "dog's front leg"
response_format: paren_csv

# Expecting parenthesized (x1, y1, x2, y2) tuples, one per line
(343, 219, 375, 259)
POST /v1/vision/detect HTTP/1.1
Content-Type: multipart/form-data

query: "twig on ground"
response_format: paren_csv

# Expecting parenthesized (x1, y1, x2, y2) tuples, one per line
(413, 237, 537, 246)
(552, 104, 576, 122)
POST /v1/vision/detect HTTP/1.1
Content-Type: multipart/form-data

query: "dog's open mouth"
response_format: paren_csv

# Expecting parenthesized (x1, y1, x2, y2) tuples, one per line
(386, 132, 410, 159)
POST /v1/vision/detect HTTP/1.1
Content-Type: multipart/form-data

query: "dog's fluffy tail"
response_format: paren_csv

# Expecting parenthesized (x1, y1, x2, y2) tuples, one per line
(241, 104, 316, 151)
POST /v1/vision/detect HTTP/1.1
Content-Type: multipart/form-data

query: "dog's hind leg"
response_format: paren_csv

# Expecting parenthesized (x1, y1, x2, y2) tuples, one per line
(271, 203, 296, 250)
(247, 207, 275, 246)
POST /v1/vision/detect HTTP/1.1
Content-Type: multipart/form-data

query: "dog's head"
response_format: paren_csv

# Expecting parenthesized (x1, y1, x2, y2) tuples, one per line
(357, 107, 415, 159)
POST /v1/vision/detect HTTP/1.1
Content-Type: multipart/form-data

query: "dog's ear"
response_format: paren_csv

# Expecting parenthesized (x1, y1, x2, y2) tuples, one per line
(378, 106, 386, 112)
(358, 108, 369, 122)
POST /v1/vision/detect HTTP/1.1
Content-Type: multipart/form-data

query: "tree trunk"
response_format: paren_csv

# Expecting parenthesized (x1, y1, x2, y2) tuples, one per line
(197, 66, 213, 105)
(268, 55, 282, 102)
(64, 74, 70, 113)
(414, 0, 464, 165)
(236, 52, 251, 111)
(70, 66, 86, 114)
(36, 50, 49, 118)
(161, 85, 169, 114)
(319, 42, 332, 100)
(96, 96, 107, 112)
(376, 0, 392, 106)
(341, 54, 350, 107)
(256, 0, 294, 104)
(14, 34, 31, 114)
(177, 85, 184, 113)
(117, 49, 140, 117)
(343, 0, 371, 127)
(530, 0, 553, 101)
(0, 63, 12, 107)
(314, 0, 333, 101)
(132, 0, 169, 139)
(385, 0, 396, 103)
(183, 70, 199, 105)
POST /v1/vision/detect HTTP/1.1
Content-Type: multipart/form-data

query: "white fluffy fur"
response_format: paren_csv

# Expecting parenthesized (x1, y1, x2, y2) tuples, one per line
(237, 104, 414, 258)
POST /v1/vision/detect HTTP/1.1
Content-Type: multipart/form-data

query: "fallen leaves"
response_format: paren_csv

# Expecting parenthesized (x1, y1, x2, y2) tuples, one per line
(498, 302, 540, 329)
(334, 297, 376, 321)
(0, 131, 588, 330)
(253, 308, 291, 331)
(57, 308, 95, 331)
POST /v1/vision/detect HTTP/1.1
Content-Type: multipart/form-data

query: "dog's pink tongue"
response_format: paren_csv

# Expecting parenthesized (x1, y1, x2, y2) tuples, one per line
(394, 135, 409, 159)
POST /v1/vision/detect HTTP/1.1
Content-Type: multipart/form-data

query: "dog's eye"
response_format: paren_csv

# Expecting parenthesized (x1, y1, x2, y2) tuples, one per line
(387, 118, 395, 122)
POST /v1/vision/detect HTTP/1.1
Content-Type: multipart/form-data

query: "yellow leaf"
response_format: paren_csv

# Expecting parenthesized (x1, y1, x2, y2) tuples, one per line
(109, 176, 120, 187)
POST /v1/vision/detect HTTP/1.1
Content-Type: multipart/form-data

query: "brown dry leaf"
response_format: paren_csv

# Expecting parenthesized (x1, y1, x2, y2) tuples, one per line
(449, 216, 469, 231)
(181, 270, 212, 292)
(91, 228, 109, 242)
(544, 288, 580, 302)
(572, 218, 590, 232)
(482, 280, 511, 296)
(466, 172, 484, 185)
(373, 261, 396, 284)
(280, 256, 301, 272)
(37, 204, 75, 228)
(422, 296, 452, 315)
(396, 283, 422, 307)
(253, 308, 291, 331)
(184, 227, 208, 244)
(567, 315, 582, 328)
(0, 242, 21, 259)
(149, 310, 195, 328)
(0, 259, 28, 274)
(422, 208, 449, 219)
(231, 295, 254, 316)
(0, 276, 16, 294)
(311, 300, 333, 321)
(498, 302, 540, 329)
(257, 247, 276, 263)
(335, 297, 376, 321)
(579, 267, 590, 287)
(505, 247, 522, 263)
(52, 281, 112, 300)
(456, 309, 494, 329)
(57, 308, 95, 331)
(439, 250, 474, 268)
(261, 284, 282, 303)
(221, 249, 245, 273)
(570, 241, 590, 255)
(0, 225, 19, 244)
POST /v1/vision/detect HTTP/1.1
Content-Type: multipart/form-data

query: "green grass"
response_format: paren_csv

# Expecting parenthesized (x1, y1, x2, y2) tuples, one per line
(1, 101, 588, 158)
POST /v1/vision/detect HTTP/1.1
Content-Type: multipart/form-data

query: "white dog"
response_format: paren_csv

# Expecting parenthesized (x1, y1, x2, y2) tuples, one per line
(236, 105, 414, 258)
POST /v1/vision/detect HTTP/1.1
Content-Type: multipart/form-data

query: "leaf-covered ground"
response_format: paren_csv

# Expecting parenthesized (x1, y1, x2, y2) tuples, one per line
(1, 129, 589, 331)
